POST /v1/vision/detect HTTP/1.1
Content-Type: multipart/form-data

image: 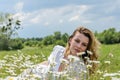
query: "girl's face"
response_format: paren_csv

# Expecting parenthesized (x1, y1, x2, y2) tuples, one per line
(69, 31, 89, 56)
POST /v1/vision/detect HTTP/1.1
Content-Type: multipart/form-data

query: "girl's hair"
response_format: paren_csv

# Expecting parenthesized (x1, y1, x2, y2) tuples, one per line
(64, 26, 101, 73)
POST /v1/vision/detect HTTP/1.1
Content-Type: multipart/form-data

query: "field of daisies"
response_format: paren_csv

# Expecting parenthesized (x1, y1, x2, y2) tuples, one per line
(0, 44, 120, 80)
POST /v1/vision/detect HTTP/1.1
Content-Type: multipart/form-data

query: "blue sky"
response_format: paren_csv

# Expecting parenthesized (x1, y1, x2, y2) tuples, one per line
(0, 0, 120, 38)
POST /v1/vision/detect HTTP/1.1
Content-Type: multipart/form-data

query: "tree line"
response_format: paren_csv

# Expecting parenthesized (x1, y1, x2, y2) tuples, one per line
(21, 27, 120, 47)
(0, 13, 120, 50)
(95, 28, 120, 44)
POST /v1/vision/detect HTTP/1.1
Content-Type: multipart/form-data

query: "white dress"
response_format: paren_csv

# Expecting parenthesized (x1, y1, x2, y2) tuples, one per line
(48, 45, 65, 71)
(15, 45, 87, 80)
(15, 45, 65, 80)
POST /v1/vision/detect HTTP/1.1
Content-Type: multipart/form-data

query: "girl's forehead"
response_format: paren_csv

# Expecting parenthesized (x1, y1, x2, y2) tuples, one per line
(74, 32, 89, 43)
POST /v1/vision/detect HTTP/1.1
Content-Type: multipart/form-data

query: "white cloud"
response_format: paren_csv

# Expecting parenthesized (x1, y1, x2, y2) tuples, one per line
(1, 0, 120, 38)
(69, 15, 79, 22)
(14, 2, 24, 12)
(96, 0, 120, 14)
(13, 13, 24, 21)
(44, 22, 50, 26)
(13, 2, 25, 24)
(30, 16, 40, 24)
(59, 19, 63, 23)
(13, 4, 92, 28)
(9, 0, 120, 38)
(77, 5, 90, 13)
(27, 4, 91, 25)
(101, 16, 115, 21)
(82, 20, 92, 24)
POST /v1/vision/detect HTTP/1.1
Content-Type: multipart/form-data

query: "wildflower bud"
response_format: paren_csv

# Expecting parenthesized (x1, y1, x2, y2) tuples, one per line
(88, 60, 100, 64)
(86, 64, 92, 69)
(108, 53, 114, 58)
(104, 61, 111, 64)
(96, 70, 103, 74)
(68, 55, 80, 62)
(50, 61, 57, 67)
(77, 52, 85, 56)
(86, 50, 93, 55)
(60, 58, 69, 64)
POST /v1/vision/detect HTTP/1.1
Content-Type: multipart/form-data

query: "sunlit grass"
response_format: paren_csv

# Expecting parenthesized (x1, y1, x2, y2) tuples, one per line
(99, 44, 120, 72)
(0, 44, 120, 80)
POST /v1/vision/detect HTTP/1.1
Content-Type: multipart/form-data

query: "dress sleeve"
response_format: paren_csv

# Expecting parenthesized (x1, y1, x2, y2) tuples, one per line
(48, 45, 65, 71)
(14, 45, 65, 79)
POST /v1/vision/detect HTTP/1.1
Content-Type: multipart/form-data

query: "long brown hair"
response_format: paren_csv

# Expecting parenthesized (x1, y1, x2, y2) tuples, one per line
(64, 26, 101, 73)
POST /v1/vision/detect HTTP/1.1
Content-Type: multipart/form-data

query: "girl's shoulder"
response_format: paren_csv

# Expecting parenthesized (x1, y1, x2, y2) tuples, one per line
(48, 45, 65, 62)
(48, 45, 65, 71)
(53, 45, 65, 51)
(50, 45, 65, 57)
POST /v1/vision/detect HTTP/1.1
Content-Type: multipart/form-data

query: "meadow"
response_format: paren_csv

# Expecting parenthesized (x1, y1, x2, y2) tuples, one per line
(0, 44, 120, 80)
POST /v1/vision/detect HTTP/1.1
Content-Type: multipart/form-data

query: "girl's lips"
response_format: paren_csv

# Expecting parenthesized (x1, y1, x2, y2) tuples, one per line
(75, 48, 80, 53)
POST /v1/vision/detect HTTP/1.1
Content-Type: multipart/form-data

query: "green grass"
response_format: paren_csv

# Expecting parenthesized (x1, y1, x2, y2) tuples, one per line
(0, 44, 120, 79)
(0, 44, 120, 72)
(99, 44, 120, 72)
(0, 45, 53, 61)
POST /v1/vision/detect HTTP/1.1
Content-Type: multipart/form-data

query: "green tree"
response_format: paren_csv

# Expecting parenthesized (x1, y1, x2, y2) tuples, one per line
(43, 35, 54, 45)
(54, 31, 61, 40)
(0, 13, 22, 50)
(97, 27, 120, 44)
(0, 14, 20, 39)
(54, 40, 66, 47)
(61, 33, 69, 43)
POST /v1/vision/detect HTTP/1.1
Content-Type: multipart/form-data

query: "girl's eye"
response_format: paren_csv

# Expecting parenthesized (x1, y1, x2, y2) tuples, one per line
(82, 43, 88, 47)
(75, 39, 80, 43)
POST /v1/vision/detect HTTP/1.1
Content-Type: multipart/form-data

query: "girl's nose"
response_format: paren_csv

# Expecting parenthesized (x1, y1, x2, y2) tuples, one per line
(77, 43, 82, 48)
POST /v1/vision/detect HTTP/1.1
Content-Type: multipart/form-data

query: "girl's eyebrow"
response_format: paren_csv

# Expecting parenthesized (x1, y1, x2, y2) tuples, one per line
(82, 42, 89, 46)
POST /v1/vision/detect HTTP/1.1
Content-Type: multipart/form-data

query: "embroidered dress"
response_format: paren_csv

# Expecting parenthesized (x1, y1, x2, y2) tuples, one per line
(15, 45, 65, 80)
(14, 45, 87, 80)
(48, 45, 65, 71)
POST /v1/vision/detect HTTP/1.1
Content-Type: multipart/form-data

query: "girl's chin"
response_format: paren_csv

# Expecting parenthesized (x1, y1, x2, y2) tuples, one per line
(70, 51, 78, 56)
(71, 53, 77, 56)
